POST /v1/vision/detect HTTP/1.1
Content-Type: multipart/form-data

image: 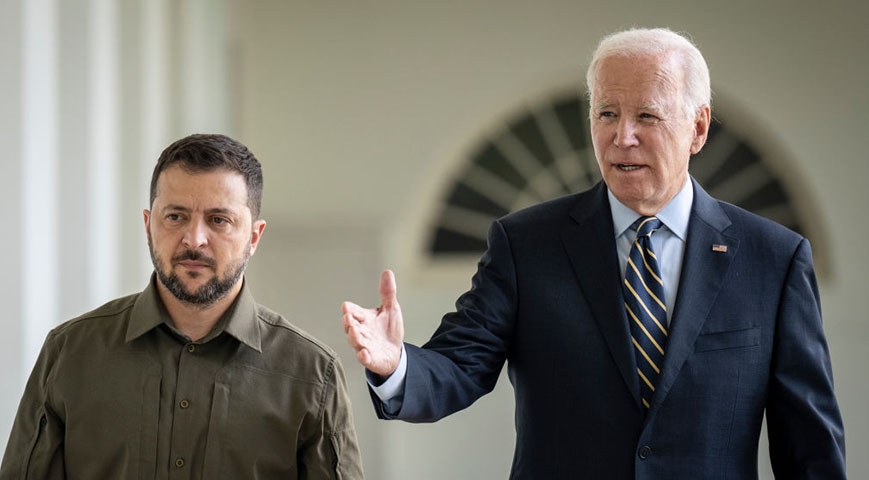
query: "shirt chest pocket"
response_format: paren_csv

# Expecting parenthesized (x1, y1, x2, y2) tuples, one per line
(201, 368, 323, 479)
(53, 354, 160, 479)
(694, 326, 761, 352)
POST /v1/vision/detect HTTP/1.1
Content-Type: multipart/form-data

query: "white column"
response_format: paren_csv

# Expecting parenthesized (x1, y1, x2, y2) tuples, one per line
(141, 0, 171, 196)
(87, 0, 120, 306)
(0, 0, 25, 455)
(21, 0, 59, 382)
(54, 0, 121, 318)
(56, 0, 89, 320)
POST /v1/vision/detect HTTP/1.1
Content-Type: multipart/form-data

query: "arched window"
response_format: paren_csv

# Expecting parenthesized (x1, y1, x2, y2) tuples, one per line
(421, 88, 828, 278)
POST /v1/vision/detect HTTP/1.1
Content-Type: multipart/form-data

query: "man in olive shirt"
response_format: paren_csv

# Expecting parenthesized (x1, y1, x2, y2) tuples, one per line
(1, 134, 364, 479)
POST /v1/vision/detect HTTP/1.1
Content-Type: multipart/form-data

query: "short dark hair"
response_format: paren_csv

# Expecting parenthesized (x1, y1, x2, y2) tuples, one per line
(150, 133, 264, 219)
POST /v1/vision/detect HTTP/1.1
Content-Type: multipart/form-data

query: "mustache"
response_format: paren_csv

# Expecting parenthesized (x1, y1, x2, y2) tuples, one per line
(171, 250, 217, 268)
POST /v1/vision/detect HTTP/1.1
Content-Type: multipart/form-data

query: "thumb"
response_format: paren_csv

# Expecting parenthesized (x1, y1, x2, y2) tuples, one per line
(379, 270, 397, 308)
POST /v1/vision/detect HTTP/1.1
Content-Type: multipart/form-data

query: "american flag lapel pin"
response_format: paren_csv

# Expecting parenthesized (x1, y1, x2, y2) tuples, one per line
(712, 244, 728, 253)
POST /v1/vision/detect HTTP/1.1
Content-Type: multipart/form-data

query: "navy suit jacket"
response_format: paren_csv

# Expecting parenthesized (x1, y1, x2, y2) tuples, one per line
(374, 179, 845, 479)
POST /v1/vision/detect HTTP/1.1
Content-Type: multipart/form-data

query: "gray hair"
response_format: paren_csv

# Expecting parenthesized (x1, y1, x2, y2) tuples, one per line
(586, 28, 711, 117)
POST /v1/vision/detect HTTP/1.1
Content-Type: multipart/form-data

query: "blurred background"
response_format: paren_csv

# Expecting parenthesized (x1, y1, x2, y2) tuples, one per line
(1, 1, 866, 478)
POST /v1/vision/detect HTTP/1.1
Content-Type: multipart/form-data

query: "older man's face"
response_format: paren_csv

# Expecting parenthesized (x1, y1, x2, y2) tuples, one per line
(590, 53, 709, 215)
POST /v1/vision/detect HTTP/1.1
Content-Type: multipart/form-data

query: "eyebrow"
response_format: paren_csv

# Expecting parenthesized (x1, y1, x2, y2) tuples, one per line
(161, 204, 238, 216)
(640, 104, 665, 113)
(593, 102, 664, 113)
(161, 204, 189, 212)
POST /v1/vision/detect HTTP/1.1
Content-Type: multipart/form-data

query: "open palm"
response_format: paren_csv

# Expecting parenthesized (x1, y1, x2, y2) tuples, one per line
(341, 270, 405, 378)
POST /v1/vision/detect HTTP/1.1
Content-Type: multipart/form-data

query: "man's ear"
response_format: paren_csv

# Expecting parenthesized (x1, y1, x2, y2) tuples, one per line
(143, 209, 152, 246)
(690, 105, 711, 155)
(249, 219, 267, 256)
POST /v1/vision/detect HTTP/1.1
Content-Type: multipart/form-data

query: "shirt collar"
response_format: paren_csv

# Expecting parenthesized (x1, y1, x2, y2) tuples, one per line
(607, 175, 693, 240)
(126, 273, 262, 352)
(221, 279, 262, 352)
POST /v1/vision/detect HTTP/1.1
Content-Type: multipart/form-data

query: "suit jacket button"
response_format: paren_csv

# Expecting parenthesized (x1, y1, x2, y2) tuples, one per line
(638, 446, 652, 459)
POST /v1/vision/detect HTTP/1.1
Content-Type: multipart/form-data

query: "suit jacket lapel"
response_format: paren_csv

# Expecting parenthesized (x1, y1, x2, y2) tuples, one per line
(649, 178, 739, 415)
(561, 183, 641, 407)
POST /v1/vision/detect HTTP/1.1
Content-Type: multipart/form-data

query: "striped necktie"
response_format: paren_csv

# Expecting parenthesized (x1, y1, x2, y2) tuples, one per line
(623, 216, 668, 410)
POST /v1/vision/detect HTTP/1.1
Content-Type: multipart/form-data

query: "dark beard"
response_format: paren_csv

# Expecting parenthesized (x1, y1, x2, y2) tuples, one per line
(149, 245, 249, 306)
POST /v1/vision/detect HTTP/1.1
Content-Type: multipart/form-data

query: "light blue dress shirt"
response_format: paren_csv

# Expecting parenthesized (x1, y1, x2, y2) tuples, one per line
(370, 177, 695, 408)
(609, 177, 693, 324)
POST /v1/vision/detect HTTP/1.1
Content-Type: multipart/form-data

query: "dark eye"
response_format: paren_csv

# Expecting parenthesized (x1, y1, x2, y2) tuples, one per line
(212, 217, 228, 225)
(166, 213, 181, 221)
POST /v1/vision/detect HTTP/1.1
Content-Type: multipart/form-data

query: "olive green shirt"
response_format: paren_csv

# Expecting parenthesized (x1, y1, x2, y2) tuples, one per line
(0, 275, 363, 479)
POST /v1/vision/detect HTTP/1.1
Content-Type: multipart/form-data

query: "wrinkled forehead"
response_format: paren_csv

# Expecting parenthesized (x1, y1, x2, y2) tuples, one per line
(591, 53, 685, 102)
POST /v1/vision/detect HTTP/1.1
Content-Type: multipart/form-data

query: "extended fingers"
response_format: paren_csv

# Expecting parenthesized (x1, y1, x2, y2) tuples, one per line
(344, 314, 377, 348)
(344, 321, 365, 349)
(356, 348, 373, 368)
(342, 300, 380, 321)
(342, 301, 365, 316)
(347, 328, 379, 370)
(342, 312, 357, 334)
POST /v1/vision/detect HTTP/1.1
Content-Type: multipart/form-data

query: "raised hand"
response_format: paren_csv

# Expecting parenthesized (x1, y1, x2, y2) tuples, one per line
(341, 270, 405, 378)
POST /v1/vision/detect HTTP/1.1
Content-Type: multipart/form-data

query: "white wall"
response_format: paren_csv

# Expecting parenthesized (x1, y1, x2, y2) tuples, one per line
(1, 1, 866, 478)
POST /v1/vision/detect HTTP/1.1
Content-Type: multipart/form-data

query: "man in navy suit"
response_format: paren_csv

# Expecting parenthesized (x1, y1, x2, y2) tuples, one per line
(342, 28, 845, 479)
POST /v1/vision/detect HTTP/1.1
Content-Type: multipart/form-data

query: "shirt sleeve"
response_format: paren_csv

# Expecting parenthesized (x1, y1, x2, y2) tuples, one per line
(365, 343, 407, 415)
(297, 356, 364, 479)
(0, 331, 66, 480)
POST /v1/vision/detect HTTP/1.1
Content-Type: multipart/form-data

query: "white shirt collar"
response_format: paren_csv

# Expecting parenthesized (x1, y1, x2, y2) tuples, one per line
(607, 176, 693, 241)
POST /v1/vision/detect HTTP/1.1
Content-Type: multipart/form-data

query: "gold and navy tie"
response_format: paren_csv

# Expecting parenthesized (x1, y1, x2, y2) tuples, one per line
(623, 216, 668, 410)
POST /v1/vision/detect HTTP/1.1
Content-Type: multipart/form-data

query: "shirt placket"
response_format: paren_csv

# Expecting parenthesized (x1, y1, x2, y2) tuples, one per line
(168, 341, 204, 480)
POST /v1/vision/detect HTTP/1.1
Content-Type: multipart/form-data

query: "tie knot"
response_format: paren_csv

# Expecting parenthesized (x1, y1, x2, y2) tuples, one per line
(635, 216, 663, 237)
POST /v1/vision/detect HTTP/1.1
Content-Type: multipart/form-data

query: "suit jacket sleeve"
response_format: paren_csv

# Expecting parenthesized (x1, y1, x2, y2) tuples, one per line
(372, 220, 517, 423)
(766, 238, 846, 478)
